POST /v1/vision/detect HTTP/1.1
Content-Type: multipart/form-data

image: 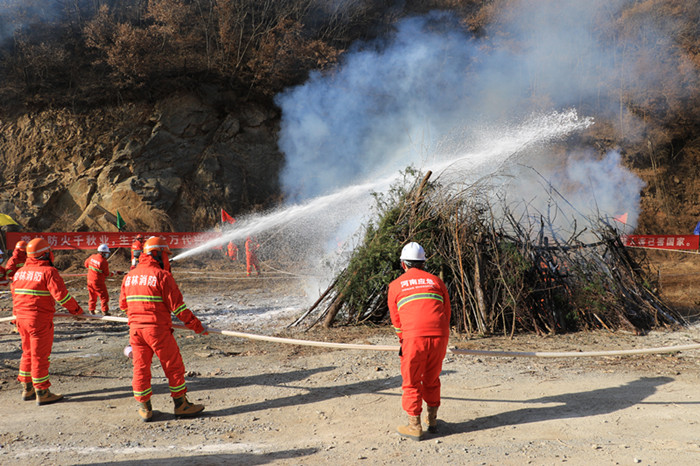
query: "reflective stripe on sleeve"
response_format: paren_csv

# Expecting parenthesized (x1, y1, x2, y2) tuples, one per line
(58, 294, 72, 305)
(397, 292, 444, 310)
(172, 304, 187, 316)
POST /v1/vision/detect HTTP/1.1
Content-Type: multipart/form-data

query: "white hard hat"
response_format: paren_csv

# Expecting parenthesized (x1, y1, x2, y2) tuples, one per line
(97, 244, 110, 253)
(400, 242, 426, 261)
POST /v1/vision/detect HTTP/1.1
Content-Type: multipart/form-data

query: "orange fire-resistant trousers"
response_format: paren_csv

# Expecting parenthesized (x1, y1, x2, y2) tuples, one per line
(87, 282, 109, 313)
(16, 318, 55, 390)
(400, 336, 449, 416)
(130, 326, 187, 402)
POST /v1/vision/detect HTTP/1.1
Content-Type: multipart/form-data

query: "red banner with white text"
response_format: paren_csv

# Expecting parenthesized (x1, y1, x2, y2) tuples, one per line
(6, 232, 222, 251)
(622, 234, 699, 251)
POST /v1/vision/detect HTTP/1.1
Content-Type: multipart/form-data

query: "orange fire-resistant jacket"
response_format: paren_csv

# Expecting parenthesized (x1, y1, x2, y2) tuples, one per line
(387, 267, 451, 341)
(118, 254, 204, 333)
(5, 250, 26, 279)
(84, 253, 112, 285)
(11, 257, 83, 319)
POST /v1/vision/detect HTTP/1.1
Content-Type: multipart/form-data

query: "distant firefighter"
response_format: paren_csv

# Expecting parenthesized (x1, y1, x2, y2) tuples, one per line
(227, 241, 238, 262)
(5, 240, 27, 280)
(245, 236, 261, 276)
(84, 244, 117, 316)
(130, 234, 144, 270)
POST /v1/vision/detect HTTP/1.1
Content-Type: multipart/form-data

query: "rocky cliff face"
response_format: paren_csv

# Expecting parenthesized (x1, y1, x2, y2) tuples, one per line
(0, 93, 282, 233)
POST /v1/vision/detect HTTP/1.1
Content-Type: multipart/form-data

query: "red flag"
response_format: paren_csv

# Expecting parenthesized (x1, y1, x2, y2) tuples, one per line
(221, 208, 236, 224)
(613, 212, 628, 224)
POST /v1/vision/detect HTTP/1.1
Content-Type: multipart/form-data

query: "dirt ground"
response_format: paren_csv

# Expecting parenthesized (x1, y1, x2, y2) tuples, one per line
(1, 252, 700, 465)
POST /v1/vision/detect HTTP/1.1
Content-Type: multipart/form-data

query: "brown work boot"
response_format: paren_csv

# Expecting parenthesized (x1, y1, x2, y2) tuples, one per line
(173, 395, 204, 418)
(36, 389, 64, 406)
(425, 405, 439, 433)
(102, 310, 111, 316)
(397, 415, 423, 441)
(21, 382, 35, 401)
(138, 400, 153, 422)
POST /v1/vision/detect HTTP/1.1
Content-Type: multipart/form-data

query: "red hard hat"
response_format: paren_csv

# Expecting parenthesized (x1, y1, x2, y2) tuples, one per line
(26, 238, 51, 257)
(143, 236, 170, 255)
(15, 240, 28, 251)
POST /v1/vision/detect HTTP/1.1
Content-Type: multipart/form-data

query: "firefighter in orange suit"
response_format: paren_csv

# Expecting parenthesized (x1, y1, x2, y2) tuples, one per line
(387, 242, 451, 441)
(119, 236, 207, 422)
(130, 235, 144, 270)
(6, 240, 27, 280)
(84, 244, 115, 316)
(12, 238, 84, 405)
(227, 241, 238, 262)
(245, 236, 261, 276)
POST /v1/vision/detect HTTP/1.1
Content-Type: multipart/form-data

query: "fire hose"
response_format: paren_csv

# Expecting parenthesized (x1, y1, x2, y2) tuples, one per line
(2, 313, 700, 358)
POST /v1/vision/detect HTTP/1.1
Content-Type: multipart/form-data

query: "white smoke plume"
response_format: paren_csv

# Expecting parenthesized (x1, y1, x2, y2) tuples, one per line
(276, 1, 694, 234)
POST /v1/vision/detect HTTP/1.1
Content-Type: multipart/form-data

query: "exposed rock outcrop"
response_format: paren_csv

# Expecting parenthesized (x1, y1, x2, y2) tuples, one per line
(0, 93, 282, 232)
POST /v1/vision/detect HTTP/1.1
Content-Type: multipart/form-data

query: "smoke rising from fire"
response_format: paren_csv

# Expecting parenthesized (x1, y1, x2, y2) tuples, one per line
(276, 1, 692, 233)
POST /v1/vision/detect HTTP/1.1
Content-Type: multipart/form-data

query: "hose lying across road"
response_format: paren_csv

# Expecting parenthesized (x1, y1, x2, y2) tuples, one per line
(1, 313, 700, 358)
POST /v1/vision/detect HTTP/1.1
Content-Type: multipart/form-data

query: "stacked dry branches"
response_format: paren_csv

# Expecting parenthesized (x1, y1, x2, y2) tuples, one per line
(292, 170, 685, 336)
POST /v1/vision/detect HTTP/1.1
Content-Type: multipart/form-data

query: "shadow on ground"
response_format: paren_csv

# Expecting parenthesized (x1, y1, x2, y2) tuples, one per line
(429, 376, 675, 438)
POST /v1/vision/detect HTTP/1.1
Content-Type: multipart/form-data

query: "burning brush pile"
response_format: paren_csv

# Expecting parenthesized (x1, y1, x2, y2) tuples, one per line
(293, 169, 685, 336)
